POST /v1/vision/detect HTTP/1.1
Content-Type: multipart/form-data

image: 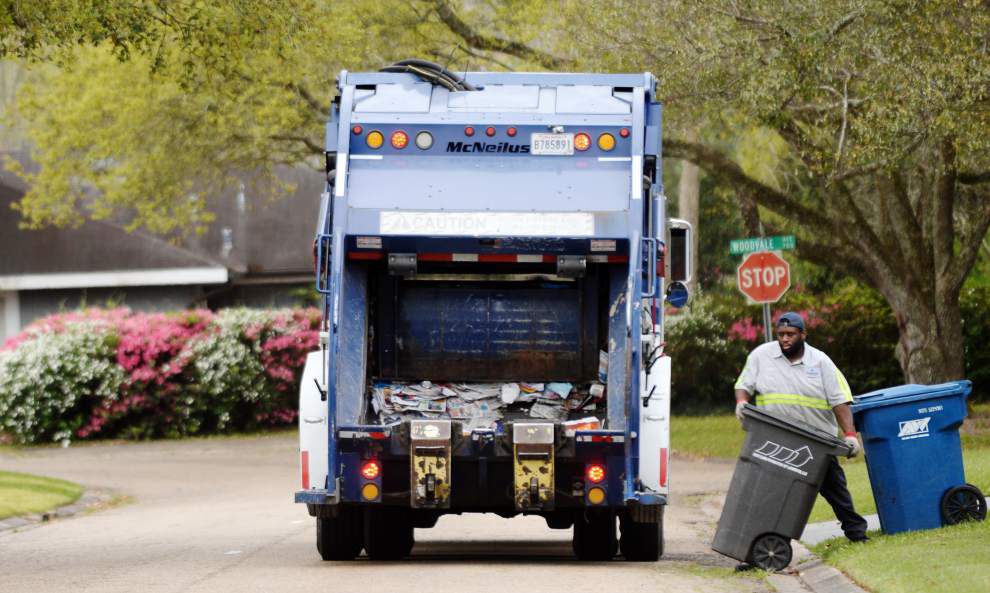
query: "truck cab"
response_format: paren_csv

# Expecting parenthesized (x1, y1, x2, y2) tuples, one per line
(296, 65, 690, 561)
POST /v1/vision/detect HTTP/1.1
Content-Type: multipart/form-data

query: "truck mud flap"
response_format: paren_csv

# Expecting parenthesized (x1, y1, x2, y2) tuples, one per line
(513, 423, 555, 510)
(409, 420, 452, 508)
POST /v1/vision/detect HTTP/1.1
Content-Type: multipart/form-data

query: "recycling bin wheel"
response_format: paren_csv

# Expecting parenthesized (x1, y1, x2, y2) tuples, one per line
(747, 534, 792, 572)
(940, 484, 987, 525)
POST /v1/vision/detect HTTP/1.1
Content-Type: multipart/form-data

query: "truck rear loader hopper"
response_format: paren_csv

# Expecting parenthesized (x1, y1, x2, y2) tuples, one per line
(295, 62, 692, 561)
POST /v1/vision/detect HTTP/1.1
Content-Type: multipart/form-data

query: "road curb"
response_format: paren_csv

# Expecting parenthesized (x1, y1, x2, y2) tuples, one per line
(0, 489, 115, 534)
(790, 540, 867, 593)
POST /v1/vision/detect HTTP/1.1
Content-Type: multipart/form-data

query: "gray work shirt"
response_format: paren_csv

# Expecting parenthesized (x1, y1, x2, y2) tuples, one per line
(735, 341, 853, 435)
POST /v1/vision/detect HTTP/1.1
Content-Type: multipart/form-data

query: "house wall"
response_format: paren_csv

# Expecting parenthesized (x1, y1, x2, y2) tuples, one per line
(1, 290, 19, 343)
(16, 285, 212, 329)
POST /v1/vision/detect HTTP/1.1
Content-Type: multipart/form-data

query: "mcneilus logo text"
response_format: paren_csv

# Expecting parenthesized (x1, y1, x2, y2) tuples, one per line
(446, 141, 531, 153)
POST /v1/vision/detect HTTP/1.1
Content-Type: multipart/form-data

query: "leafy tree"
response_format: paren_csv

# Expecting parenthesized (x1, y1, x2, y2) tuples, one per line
(5, 1, 540, 234)
(7, 0, 990, 387)
(553, 1, 990, 384)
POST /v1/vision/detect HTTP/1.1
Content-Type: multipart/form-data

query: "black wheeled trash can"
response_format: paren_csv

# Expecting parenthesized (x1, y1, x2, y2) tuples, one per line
(712, 404, 852, 571)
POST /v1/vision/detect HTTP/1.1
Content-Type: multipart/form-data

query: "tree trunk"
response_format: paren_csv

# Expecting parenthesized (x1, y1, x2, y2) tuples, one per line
(677, 159, 700, 290)
(875, 283, 966, 384)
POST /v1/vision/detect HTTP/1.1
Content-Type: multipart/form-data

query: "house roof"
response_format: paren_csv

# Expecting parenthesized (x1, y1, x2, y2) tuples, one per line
(1, 152, 324, 291)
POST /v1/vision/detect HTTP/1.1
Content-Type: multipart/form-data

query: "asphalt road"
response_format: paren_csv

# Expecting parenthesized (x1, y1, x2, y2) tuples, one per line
(0, 434, 768, 593)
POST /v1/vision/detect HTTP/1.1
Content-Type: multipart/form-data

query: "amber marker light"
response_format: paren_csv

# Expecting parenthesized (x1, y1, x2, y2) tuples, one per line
(391, 130, 409, 149)
(575, 132, 591, 151)
(361, 483, 380, 501)
(598, 133, 616, 151)
(587, 487, 606, 505)
(366, 131, 384, 149)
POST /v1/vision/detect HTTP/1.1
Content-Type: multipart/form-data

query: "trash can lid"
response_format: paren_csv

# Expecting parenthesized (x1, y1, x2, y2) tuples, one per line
(741, 404, 850, 453)
(852, 380, 972, 412)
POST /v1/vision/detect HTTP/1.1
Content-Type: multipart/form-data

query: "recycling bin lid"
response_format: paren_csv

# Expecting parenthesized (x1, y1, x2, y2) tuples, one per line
(741, 404, 849, 451)
(852, 380, 972, 412)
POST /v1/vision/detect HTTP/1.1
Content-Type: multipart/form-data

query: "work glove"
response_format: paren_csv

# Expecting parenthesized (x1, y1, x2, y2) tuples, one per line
(843, 434, 861, 458)
(735, 400, 748, 422)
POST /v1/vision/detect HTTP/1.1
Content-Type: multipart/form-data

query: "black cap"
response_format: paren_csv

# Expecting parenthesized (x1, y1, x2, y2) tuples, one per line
(776, 312, 805, 331)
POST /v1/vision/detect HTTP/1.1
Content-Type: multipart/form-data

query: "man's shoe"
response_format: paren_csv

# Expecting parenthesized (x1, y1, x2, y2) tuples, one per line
(735, 562, 757, 572)
(847, 534, 870, 543)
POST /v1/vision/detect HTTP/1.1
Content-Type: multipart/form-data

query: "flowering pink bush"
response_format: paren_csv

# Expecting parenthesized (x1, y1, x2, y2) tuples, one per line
(0, 307, 322, 443)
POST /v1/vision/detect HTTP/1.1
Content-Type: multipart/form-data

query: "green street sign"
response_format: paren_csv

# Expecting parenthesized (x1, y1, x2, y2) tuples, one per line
(729, 235, 796, 256)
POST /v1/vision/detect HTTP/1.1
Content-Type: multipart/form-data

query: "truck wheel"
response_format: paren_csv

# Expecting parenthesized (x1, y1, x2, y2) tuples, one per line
(364, 508, 415, 560)
(941, 484, 987, 525)
(316, 507, 364, 561)
(619, 509, 664, 561)
(747, 533, 792, 572)
(572, 510, 617, 561)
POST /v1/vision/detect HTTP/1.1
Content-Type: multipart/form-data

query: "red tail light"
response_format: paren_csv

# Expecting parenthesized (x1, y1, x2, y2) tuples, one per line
(575, 132, 591, 151)
(586, 463, 606, 483)
(391, 131, 408, 149)
(464, 126, 475, 137)
(485, 126, 496, 137)
(361, 460, 381, 480)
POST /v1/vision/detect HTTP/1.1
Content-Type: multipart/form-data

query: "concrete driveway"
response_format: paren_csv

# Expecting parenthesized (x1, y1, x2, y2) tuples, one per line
(0, 434, 766, 593)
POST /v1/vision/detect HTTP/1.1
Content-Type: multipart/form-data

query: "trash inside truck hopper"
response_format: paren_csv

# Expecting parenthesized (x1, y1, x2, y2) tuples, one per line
(295, 62, 692, 561)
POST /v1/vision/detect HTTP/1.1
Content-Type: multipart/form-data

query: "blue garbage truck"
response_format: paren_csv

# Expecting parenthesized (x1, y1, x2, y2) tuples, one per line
(295, 62, 692, 561)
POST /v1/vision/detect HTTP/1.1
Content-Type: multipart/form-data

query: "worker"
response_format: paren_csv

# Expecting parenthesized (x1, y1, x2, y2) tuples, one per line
(733, 312, 869, 566)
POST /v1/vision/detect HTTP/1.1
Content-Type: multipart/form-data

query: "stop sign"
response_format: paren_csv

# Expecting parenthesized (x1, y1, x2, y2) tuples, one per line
(737, 251, 790, 303)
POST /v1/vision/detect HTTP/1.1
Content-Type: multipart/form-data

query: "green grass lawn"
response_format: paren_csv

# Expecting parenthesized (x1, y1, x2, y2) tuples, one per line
(0, 470, 83, 520)
(812, 521, 990, 593)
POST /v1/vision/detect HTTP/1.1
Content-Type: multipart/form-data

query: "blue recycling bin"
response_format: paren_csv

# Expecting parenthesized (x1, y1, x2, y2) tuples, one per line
(852, 381, 986, 534)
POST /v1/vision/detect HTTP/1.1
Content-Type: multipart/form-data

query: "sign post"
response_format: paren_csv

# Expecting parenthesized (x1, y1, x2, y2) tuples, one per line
(735, 250, 792, 342)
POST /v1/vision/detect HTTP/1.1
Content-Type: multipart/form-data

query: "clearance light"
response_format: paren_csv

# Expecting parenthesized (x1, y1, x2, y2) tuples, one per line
(366, 131, 384, 149)
(587, 487, 606, 505)
(619, 127, 630, 138)
(586, 464, 606, 484)
(486, 126, 496, 137)
(352, 125, 363, 135)
(415, 131, 434, 150)
(507, 127, 517, 137)
(465, 126, 475, 137)
(361, 483, 380, 501)
(391, 130, 409, 149)
(361, 460, 381, 480)
(575, 132, 591, 151)
(598, 133, 616, 151)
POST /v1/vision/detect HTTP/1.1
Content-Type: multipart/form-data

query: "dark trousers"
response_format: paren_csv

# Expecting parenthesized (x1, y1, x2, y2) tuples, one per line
(820, 456, 869, 540)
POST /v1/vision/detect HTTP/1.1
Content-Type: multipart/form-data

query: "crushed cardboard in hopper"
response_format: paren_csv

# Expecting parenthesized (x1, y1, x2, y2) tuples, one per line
(369, 380, 607, 434)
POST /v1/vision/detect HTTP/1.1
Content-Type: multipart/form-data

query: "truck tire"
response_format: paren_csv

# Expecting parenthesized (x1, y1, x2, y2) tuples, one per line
(316, 508, 364, 561)
(364, 508, 415, 560)
(619, 509, 664, 561)
(572, 509, 617, 561)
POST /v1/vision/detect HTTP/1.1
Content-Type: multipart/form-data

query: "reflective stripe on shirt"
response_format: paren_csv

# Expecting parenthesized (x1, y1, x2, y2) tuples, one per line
(756, 393, 832, 410)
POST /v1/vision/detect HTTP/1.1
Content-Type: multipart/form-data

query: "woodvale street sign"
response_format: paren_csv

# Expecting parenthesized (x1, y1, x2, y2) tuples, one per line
(729, 235, 796, 256)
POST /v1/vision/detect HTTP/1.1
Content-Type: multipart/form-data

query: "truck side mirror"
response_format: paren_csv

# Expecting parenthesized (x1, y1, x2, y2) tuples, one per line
(667, 218, 693, 284)
(665, 281, 690, 308)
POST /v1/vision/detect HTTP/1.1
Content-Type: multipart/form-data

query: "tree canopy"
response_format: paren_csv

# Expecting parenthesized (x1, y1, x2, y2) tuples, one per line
(3, 0, 990, 383)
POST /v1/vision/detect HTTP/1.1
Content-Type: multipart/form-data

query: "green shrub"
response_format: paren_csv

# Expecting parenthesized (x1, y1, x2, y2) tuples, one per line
(0, 307, 318, 444)
(962, 286, 990, 402)
(0, 323, 123, 445)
